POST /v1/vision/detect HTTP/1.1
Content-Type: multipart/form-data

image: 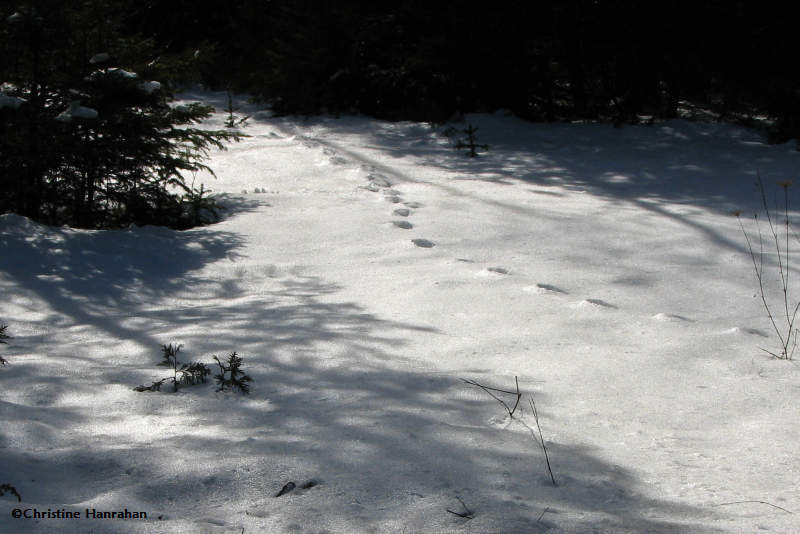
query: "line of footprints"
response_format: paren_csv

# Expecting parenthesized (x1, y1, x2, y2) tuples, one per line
(360, 165, 435, 248)
(294, 134, 766, 335)
(293, 133, 435, 248)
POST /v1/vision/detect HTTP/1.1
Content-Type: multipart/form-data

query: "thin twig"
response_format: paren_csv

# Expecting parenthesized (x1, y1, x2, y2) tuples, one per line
(758, 174, 794, 359)
(461, 376, 522, 418)
(711, 500, 793, 514)
(537, 506, 551, 521)
(528, 397, 557, 486)
(446, 496, 474, 519)
(784, 181, 790, 321)
(738, 211, 790, 358)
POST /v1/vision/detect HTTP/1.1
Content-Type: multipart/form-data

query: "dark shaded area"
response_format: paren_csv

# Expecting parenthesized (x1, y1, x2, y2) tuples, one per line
(125, 1, 799, 140)
(2, 1, 798, 229)
(0, 1, 241, 229)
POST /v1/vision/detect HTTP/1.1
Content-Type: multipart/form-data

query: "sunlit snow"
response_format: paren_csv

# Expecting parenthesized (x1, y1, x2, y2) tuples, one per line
(1, 90, 799, 533)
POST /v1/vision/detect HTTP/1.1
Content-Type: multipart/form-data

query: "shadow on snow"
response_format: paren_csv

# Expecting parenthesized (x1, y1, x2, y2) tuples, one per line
(0, 216, 721, 532)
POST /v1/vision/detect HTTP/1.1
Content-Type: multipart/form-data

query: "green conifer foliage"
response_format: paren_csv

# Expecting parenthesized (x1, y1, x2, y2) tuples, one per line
(0, 1, 241, 229)
(213, 352, 251, 394)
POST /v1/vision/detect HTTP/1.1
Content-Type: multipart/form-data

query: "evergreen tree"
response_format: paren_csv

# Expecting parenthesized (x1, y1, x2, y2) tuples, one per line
(0, 1, 240, 228)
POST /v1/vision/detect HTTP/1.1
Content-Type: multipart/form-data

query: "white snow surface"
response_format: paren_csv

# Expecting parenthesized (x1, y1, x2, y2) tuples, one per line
(55, 101, 98, 122)
(1, 90, 799, 533)
(0, 93, 25, 109)
(139, 81, 162, 94)
(107, 68, 138, 79)
(89, 52, 110, 65)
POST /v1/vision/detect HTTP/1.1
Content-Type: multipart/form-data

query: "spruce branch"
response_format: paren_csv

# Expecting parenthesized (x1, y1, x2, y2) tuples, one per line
(134, 343, 209, 392)
(214, 352, 252, 394)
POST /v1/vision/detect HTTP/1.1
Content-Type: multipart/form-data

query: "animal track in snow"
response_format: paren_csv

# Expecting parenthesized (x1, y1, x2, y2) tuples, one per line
(329, 156, 348, 165)
(651, 313, 692, 322)
(392, 221, 413, 229)
(368, 174, 392, 187)
(297, 136, 318, 149)
(576, 298, 617, 310)
(242, 188, 273, 194)
(721, 326, 768, 337)
(385, 195, 402, 203)
(475, 267, 510, 278)
(362, 182, 381, 192)
(403, 201, 422, 208)
(523, 283, 567, 295)
(393, 208, 410, 216)
(412, 239, 435, 248)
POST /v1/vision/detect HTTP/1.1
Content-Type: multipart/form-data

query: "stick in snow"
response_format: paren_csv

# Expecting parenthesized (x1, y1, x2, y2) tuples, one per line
(461, 376, 522, 418)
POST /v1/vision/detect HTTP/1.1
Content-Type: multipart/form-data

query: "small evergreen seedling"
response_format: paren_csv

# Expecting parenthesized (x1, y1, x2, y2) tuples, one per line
(134, 343, 210, 392)
(0, 324, 10, 365)
(214, 352, 252, 394)
(180, 174, 223, 227)
(0, 483, 21, 502)
(224, 88, 250, 128)
(454, 124, 489, 157)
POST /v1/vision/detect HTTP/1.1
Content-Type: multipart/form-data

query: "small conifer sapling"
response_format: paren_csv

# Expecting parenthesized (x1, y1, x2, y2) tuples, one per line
(455, 124, 489, 157)
(134, 343, 210, 392)
(214, 352, 252, 394)
(0, 324, 10, 365)
(224, 88, 250, 128)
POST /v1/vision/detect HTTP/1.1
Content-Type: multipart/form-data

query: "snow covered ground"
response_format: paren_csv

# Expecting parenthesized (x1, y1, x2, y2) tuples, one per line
(1, 91, 799, 533)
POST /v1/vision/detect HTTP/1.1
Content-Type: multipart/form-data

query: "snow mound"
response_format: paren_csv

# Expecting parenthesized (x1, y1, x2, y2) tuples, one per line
(0, 213, 48, 234)
(139, 80, 161, 94)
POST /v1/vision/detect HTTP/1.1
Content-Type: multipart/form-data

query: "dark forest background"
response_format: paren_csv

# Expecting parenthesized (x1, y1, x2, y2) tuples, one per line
(2, 0, 799, 228)
(129, 1, 799, 136)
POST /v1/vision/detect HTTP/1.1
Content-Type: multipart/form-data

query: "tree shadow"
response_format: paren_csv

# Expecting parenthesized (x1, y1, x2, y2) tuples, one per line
(0, 214, 248, 354)
(1, 240, 727, 531)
